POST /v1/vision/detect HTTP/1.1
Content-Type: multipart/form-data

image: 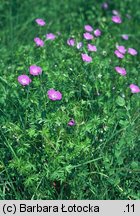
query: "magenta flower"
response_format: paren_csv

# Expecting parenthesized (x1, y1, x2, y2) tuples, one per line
(29, 65, 42, 76)
(68, 118, 75, 126)
(114, 50, 124, 59)
(112, 15, 122, 23)
(81, 53, 92, 62)
(116, 45, 126, 54)
(47, 89, 62, 101)
(18, 75, 31, 86)
(122, 34, 129, 40)
(115, 67, 127, 76)
(67, 38, 75, 46)
(84, 25, 93, 32)
(35, 18, 46, 26)
(77, 42, 83, 49)
(102, 2, 108, 9)
(129, 84, 140, 93)
(88, 44, 97, 52)
(128, 48, 138, 56)
(34, 37, 44, 47)
(94, 29, 101, 37)
(46, 33, 56, 40)
(83, 32, 94, 40)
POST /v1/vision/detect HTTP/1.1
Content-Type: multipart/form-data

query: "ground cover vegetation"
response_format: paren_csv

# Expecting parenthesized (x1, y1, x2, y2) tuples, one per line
(0, 0, 140, 199)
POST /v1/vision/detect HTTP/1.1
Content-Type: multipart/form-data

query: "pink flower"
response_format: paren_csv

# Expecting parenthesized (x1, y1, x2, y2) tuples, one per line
(81, 53, 92, 62)
(122, 34, 129, 40)
(94, 29, 101, 37)
(116, 45, 126, 54)
(83, 32, 94, 40)
(47, 89, 62, 101)
(112, 15, 122, 23)
(77, 42, 83, 49)
(102, 2, 108, 9)
(34, 37, 44, 47)
(129, 84, 140, 93)
(88, 44, 97, 52)
(35, 18, 46, 26)
(114, 50, 124, 59)
(18, 75, 31, 86)
(29, 65, 42, 76)
(115, 67, 127, 76)
(67, 38, 75, 46)
(46, 33, 56, 40)
(68, 118, 75, 126)
(84, 25, 93, 32)
(128, 48, 138, 56)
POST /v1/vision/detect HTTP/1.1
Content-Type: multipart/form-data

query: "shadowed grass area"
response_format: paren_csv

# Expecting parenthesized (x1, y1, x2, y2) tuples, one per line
(0, 0, 140, 199)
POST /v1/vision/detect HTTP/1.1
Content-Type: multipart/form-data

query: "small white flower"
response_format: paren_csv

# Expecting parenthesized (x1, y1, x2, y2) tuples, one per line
(98, 74, 102, 78)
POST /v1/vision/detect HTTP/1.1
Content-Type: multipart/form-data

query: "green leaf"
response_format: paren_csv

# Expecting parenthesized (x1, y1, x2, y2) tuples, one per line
(116, 96, 125, 107)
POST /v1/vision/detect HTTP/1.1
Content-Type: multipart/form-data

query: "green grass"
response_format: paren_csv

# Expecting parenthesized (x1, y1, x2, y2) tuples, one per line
(0, 0, 140, 200)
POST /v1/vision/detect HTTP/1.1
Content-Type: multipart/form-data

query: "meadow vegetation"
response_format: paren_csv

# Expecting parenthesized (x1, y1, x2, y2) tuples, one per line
(0, 0, 140, 199)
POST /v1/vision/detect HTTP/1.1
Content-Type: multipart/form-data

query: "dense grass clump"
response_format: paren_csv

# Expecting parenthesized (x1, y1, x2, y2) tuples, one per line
(0, 0, 140, 199)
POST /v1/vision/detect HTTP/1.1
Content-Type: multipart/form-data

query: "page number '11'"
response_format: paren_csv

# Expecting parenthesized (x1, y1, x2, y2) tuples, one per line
(124, 204, 135, 213)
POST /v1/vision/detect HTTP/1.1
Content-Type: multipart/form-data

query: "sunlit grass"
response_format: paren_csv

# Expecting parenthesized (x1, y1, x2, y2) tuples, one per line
(0, 0, 140, 200)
